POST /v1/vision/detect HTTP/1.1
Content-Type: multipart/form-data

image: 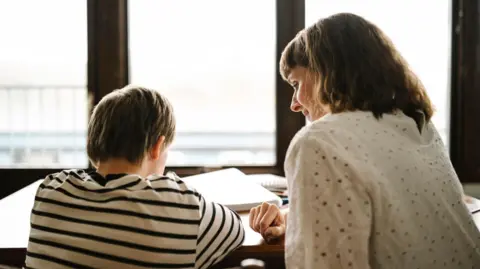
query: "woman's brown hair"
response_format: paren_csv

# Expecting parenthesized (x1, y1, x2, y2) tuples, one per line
(280, 13, 434, 129)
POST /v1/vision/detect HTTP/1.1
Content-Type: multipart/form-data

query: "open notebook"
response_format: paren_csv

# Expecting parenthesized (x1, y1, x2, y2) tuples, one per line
(182, 168, 283, 212)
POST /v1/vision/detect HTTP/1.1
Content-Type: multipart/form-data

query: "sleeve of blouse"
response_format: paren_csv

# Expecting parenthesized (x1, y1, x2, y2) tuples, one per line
(285, 134, 372, 269)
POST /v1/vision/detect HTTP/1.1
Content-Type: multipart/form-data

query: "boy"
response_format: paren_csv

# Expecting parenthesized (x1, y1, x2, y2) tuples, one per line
(25, 85, 245, 269)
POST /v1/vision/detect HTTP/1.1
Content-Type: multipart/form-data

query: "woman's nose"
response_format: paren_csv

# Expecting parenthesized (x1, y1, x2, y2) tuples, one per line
(290, 97, 302, 112)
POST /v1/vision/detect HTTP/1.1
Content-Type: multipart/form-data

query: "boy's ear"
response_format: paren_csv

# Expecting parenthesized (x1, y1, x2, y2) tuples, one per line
(150, 136, 166, 160)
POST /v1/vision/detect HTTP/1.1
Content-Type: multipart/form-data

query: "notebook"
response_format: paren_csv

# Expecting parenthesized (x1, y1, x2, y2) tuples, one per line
(182, 168, 283, 212)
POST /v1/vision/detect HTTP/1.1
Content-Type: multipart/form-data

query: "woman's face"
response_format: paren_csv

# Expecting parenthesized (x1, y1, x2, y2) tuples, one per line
(287, 66, 329, 122)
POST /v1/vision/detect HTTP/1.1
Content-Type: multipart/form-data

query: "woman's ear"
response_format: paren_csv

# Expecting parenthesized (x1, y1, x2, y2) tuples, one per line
(150, 136, 166, 160)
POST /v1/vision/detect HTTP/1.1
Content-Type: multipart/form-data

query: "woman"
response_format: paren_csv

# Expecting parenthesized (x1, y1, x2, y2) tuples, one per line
(249, 13, 480, 268)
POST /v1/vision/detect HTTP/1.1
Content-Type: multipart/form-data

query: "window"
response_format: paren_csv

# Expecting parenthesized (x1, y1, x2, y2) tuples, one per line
(128, 0, 277, 166)
(2, 0, 477, 193)
(0, 0, 88, 168)
(1, 0, 303, 198)
(305, 0, 451, 146)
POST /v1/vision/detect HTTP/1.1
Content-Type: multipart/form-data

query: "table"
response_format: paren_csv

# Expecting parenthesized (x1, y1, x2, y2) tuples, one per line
(0, 180, 285, 269)
(3, 181, 480, 269)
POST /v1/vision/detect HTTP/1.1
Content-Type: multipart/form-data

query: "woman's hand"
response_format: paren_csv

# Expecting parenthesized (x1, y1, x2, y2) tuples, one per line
(464, 195, 474, 204)
(249, 202, 286, 242)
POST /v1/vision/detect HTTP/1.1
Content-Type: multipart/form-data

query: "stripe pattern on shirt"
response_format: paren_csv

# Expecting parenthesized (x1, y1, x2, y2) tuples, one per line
(25, 169, 244, 269)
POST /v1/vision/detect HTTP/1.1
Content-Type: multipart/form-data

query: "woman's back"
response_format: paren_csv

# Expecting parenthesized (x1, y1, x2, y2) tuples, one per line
(284, 111, 480, 268)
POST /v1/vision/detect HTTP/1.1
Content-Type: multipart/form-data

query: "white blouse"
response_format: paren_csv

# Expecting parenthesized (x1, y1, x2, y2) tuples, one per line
(284, 111, 480, 269)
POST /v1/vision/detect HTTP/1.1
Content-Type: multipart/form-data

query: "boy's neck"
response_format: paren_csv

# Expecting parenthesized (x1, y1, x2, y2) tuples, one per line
(96, 158, 149, 178)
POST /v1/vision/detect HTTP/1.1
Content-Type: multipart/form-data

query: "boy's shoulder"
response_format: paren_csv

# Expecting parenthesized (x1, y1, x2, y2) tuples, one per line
(38, 169, 202, 208)
(41, 169, 87, 186)
(147, 172, 202, 200)
(36, 170, 204, 221)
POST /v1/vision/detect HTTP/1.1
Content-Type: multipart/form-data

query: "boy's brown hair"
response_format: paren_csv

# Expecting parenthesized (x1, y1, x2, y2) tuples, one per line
(87, 85, 176, 165)
(280, 13, 434, 129)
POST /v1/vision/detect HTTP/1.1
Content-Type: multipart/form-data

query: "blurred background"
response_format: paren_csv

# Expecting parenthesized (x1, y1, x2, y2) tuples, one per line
(0, 0, 450, 169)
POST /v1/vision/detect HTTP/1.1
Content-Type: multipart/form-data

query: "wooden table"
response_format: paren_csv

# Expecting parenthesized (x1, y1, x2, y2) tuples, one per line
(0, 180, 285, 269)
(3, 181, 480, 269)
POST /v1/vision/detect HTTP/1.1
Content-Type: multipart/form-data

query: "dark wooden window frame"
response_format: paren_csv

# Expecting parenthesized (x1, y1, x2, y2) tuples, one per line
(449, 0, 480, 183)
(2, 0, 479, 198)
(0, 0, 305, 198)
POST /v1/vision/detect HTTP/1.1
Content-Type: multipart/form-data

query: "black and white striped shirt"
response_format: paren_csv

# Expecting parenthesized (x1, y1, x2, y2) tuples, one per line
(25, 169, 245, 269)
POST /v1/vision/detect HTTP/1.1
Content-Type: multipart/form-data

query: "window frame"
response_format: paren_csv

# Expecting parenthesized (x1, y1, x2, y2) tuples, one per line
(449, 0, 480, 183)
(2, 0, 479, 199)
(0, 0, 306, 198)
(1, 0, 130, 198)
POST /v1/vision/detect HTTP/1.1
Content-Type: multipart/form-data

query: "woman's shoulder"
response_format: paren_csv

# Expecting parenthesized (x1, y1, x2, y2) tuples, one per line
(285, 111, 398, 163)
(286, 117, 345, 161)
(291, 112, 361, 144)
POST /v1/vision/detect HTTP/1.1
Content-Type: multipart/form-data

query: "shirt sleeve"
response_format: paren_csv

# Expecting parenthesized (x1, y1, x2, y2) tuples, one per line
(285, 133, 372, 269)
(195, 194, 245, 269)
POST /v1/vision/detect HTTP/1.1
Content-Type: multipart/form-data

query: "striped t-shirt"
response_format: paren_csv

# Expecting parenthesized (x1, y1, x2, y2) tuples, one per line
(25, 169, 245, 269)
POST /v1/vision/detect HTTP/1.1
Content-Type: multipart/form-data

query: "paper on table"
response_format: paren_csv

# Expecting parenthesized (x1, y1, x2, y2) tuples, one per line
(182, 168, 283, 212)
(247, 174, 287, 191)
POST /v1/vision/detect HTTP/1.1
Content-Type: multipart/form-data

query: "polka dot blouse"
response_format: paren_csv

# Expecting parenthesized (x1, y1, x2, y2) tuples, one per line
(284, 111, 480, 269)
